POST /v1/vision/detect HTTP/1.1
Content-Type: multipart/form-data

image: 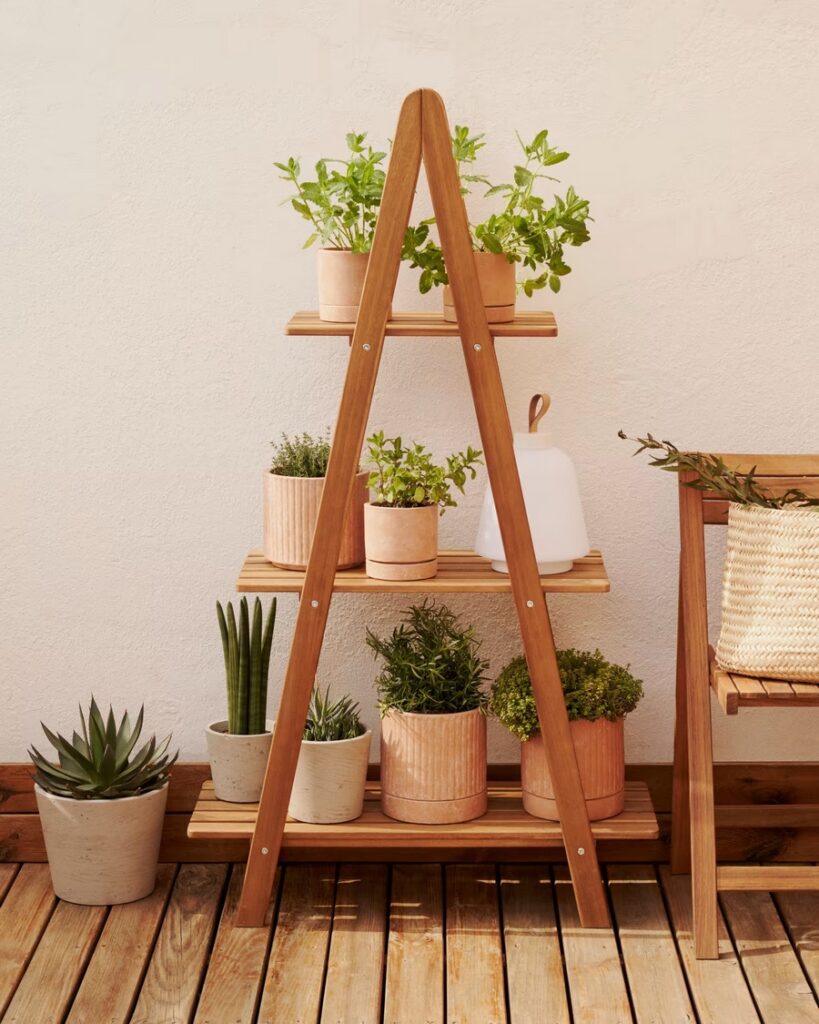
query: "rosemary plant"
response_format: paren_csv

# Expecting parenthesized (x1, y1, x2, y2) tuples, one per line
(216, 597, 278, 735)
(303, 686, 365, 741)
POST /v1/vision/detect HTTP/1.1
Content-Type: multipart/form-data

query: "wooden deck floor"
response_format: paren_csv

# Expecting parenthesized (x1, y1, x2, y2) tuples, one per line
(0, 861, 817, 1024)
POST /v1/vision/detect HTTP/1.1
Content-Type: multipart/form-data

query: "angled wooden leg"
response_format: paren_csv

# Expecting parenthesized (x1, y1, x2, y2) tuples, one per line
(421, 89, 608, 928)
(235, 91, 422, 926)
(671, 568, 691, 873)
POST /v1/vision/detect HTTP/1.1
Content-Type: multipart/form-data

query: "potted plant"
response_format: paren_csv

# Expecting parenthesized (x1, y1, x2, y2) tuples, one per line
(264, 431, 367, 570)
(276, 132, 387, 322)
(364, 431, 482, 580)
(288, 686, 371, 824)
(367, 601, 489, 823)
(621, 432, 819, 681)
(490, 649, 643, 820)
(207, 597, 277, 802)
(29, 699, 176, 905)
(403, 125, 592, 322)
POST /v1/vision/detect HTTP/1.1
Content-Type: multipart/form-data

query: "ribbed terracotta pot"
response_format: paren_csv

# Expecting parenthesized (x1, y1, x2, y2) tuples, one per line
(206, 720, 274, 803)
(35, 783, 167, 905)
(316, 249, 369, 322)
(521, 717, 625, 821)
(263, 470, 367, 570)
(443, 251, 516, 323)
(380, 708, 487, 823)
(289, 730, 371, 824)
(364, 503, 438, 580)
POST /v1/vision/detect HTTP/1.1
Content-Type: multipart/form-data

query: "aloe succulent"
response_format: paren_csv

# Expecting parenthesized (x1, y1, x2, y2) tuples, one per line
(217, 597, 277, 735)
(303, 686, 365, 742)
(29, 699, 176, 799)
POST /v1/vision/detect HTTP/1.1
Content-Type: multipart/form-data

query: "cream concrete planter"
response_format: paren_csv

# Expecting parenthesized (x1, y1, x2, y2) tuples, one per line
(364, 503, 439, 580)
(35, 783, 167, 905)
(443, 251, 516, 323)
(521, 717, 625, 821)
(288, 729, 371, 824)
(263, 470, 368, 571)
(206, 720, 274, 803)
(380, 708, 487, 823)
(317, 248, 369, 322)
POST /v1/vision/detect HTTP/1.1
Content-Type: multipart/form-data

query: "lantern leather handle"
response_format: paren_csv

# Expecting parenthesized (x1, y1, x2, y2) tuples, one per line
(528, 393, 551, 433)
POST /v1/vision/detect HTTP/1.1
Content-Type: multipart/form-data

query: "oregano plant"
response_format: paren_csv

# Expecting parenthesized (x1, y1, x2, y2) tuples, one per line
(366, 431, 482, 513)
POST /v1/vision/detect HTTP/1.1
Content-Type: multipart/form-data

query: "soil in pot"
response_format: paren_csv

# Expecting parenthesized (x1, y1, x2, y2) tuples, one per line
(35, 783, 168, 905)
(263, 470, 368, 570)
(521, 717, 624, 821)
(443, 251, 516, 323)
(206, 719, 274, 803)
(364, 503, 438, 580)
(288, 730, 371, 824)
(380, 708, 487, 824)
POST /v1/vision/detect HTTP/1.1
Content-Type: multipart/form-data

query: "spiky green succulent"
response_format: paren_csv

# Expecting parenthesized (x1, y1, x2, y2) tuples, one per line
(217, 597, 277, 735)
(29, 699, 176, 799)
(303, 686, 365, 742)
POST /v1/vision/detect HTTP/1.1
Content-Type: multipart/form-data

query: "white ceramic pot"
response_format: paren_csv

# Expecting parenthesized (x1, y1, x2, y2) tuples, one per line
(206, 719, 274, 803)
(35, 782, 168, 905)
(288, 729, 371, 824)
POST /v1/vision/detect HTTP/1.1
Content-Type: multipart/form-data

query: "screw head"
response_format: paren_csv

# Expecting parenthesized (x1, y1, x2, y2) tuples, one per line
(577, 847, 585, 856)
(362, 343, 371, 351)
(261, 847, 269, 855)
(310, 599, 319, 608)
(473, 343, 482, 351)
(526, 599, 534, 608)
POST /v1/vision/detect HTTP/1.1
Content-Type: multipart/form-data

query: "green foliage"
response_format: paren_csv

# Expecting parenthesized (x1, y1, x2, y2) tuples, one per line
(29, 699, 177, 800)
(303, 686, 365, 742)
(490, 650, 644, 741)
(367, 600, 489, 715)
(366, 431, 482, 512)
(403, 125, 591, 295)
(217, 598, 277, 735)
(275, 132, 387, 252)
(270, 430, 332, 478)
(619, 432, 819, 510)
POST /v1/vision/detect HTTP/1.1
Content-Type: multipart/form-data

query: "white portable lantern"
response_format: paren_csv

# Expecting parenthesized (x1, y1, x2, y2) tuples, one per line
(475, 394, 590, 575)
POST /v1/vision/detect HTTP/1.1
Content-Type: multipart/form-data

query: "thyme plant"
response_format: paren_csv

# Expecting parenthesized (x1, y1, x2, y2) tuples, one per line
(366, 431, 482, 512)
(270, 431, 332, 478)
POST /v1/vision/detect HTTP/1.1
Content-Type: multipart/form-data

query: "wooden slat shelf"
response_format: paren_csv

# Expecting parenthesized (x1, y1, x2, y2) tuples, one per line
(188, 780, 659, 846)
(711, 657, 819, 715)
(286, 309, 558, 338)
(237, 549, 610, 594)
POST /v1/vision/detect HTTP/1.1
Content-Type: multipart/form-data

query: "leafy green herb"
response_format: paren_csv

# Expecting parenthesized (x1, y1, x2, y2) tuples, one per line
(217, 597, 277, 735)
(270, 431, 332, 478)
(303, 686, 365, 742)
(366, 431, 482, 512)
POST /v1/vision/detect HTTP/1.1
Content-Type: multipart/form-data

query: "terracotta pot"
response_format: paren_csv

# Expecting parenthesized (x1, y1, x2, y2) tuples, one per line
(443, 251, 516, 323)
(521, 717, 625, 821)
(35, 783, 167, 905)
(316, 248, 369, 322)
(380, 708, 487, 823)
(206, 719, 274, 803)
(364, 503, 438, 580)
(263, 470, 368, 570)
(289, 730, 371, 824)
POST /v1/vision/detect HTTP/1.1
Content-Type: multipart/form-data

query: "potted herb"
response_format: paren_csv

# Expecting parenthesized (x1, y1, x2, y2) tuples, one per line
(403, 125, 591, 322)
(367, 601, 489, 823)
(264, 431, 367, 571)
(621, 432, 819, 681)
(288, 686, 371, 824)
(276, 132, 386, 322)
(29, 700, 176, 905)
(364, 431, 482, 580)
(207, 598, 277, 802)
(491, 650, 642, 820)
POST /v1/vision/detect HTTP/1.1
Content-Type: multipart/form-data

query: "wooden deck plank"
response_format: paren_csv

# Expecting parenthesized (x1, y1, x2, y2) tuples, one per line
(607, 865, 695, 1023)
(445, 865, 507, 1024)
(2, 901, 106, 1024)
(554, 866, 631, 1024)
(130, 863, 227, 1024)
(659, 867, 760, 1024)
(721, 890, 819, 1024)
(776, 891, 819, 997)
(66, 864, 175, 1024)
(384, 864, 444, 1024)
(257, 864, 335, 1024)
(193, 865, 275, 1024)
(499, 865, 569, 1024)
(0, 865, 18, 903)
(0, 864, 56, 1017)
(320, 864, 388, 1024)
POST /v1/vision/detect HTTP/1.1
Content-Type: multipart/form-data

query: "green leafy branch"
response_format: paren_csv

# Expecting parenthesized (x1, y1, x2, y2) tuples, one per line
(366, 431, 482, 512)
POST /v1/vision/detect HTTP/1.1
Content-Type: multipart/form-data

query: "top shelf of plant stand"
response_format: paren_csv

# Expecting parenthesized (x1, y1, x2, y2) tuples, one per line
(285, 310, 558, 338)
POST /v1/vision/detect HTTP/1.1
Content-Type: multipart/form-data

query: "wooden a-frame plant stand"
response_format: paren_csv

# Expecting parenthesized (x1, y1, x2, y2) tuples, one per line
(187, 89, 659, 928)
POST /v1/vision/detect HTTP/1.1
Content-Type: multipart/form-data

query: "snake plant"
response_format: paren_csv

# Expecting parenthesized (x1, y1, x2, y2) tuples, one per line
(217, 597, 277, 734)
(29, 699, 176, 799)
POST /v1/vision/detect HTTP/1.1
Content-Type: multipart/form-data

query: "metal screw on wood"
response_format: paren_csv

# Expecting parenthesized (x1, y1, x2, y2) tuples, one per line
(577, 847, 585, 855)
(473, 343, 481, 351)
(526, 600, 534, 608)
(310, 599, 319, 608)
(362, 343, 371, 351)
(261, 847, 269, 855)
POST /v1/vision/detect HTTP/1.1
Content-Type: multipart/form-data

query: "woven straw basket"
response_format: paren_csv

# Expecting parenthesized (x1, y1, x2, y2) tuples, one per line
(716, 503, 819, 681)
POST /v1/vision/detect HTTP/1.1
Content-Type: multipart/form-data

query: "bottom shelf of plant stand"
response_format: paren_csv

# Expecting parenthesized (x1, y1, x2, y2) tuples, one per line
(187, 779, 658, 847)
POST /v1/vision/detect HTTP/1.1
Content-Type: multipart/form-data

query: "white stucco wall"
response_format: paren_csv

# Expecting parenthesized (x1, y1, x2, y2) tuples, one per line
(3, 1, 818, 763)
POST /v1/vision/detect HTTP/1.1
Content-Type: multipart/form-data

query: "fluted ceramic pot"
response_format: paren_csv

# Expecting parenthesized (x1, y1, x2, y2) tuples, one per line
(380, 708, 487, 823)
(521, 717, 624, 821)
(206, 720, 274, 803)
(443, 251, 516, 323)
(289, 730, 372, 824)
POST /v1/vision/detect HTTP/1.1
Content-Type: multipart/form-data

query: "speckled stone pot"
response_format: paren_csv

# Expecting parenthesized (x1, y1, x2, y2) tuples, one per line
(206, 720, 274, 803)
(289, 730, 372, 824)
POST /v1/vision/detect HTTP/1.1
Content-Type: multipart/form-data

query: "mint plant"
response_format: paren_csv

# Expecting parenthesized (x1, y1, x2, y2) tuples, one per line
(366, 431, 482, 513)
